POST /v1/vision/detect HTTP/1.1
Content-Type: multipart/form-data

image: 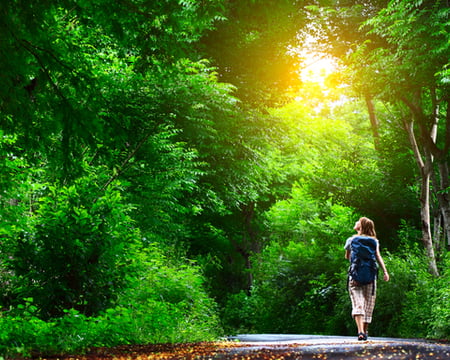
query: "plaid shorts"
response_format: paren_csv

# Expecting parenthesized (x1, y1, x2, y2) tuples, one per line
(349, 280, 377, 323)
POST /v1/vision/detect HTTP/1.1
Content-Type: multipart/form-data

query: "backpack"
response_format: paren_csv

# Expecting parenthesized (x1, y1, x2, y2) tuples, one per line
(348, 236, 378, 290)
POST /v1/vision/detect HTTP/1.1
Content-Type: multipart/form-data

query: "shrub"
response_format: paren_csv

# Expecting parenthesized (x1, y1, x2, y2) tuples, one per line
(0, 175, 222, 357)
(114, 244, 223, 344)
(374, 243, 449, 340)
(429, 268, 450, 340)
(0, 247, 222, 358)
(225, 196, 357, 335)
(400, 253, 450, 340)
(371, 250, 427, 337)
(4, 177, 142, 318)
(238, 240, 348, 334)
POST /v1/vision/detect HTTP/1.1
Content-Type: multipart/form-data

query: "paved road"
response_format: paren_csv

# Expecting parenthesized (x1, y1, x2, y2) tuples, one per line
(223, 334, 450, 359)
(82, 334, 449, 360)
(230, 333, 414, 343)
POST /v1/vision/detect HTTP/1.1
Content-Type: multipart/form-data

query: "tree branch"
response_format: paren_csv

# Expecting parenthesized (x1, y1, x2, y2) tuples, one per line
(402, 117, 425, 171)
(364, 92, 380, 151)
(101, 132, 152, 191)
(400, 93, 442, 158)
(444, 98, 450, 154)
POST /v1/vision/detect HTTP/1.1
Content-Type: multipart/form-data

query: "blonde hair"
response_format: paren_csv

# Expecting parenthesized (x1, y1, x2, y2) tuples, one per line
(359, 217, 377, 238)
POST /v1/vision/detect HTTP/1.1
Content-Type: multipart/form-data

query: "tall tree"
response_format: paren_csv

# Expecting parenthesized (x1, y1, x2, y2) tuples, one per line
(309, 0, 450, 275)
(192, 0, 312, 293)
(1, 0, 259, 312)
(0, 0, 226, 179)
(1, 0, 294, 306)
(361, 0, 450, 275)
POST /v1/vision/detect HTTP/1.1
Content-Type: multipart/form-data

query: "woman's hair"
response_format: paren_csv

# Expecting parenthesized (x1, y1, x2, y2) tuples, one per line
(359, 217, 377, 238)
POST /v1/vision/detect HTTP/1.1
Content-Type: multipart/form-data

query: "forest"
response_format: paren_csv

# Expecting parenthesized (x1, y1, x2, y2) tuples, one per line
(0, 0, 449, 357)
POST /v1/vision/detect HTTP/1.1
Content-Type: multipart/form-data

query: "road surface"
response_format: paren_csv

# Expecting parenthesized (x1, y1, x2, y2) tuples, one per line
(224, 334, 450, 359)
(69, 334, 450, 360)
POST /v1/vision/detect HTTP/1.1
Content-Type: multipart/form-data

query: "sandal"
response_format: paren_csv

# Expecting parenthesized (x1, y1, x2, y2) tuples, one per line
(358, 332, 367, 341)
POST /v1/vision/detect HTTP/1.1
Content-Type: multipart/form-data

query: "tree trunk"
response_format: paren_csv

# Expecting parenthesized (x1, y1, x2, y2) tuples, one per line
(435, 98, 450, 250)
(403, 118, 440, 276)
(364, 93, 380, 151)
(232, 201, 259, 290)
(419, 155, 439, 276)
(437, 161, 450, 250)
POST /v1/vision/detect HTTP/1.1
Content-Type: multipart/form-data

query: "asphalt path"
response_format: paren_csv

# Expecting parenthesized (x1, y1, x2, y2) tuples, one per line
(224, 334, 450, 359)
(79, 334, 450, 360)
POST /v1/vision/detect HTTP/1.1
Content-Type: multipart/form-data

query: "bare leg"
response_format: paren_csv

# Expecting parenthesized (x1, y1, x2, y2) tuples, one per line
(354, 315, 365, 334)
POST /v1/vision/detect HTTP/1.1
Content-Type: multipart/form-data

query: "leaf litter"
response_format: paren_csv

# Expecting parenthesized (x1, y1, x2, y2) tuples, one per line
(36, 340, 450, 360)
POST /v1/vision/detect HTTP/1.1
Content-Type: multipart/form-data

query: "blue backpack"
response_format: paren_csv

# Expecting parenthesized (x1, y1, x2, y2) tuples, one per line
(348, 236, 378, 289)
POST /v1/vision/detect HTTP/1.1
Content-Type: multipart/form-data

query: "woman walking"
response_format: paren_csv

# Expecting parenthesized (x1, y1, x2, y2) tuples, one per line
(344, 217, 390, 341)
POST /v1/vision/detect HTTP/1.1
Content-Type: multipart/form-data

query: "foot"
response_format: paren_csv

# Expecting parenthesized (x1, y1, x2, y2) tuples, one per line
(358, 332, 367, 341)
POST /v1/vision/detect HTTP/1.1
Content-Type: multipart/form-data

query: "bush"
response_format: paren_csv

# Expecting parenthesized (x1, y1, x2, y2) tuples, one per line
(0, 175, 222, 357)
(429, 262, 450, 339)
(223, 196, 357, 335)
(398, 253, 450, 340)
(365, 250, 426, 337)
(115, 244, 223, 344)
(230, 239, 348, 334)
(0, 246, 222, 358)
(3, 177, 142, 318)
(221, 291, 256, 335)
(223, 192, 450, 340)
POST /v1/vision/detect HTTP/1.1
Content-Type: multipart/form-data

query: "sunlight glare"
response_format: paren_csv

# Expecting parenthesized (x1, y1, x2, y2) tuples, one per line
(300, 53, 337, 86)
(293, 47, 347, 112)
(289, 36, 346, 110)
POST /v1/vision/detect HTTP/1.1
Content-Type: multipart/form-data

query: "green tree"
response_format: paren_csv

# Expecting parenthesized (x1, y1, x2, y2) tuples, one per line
(0, 0, 226, 179)
(306, 0, 450, 274)
(349, 0, 450, 275)
(1, 0, 233, 325)
(201, 0, 306, 107)
(0, 0, 291, 325)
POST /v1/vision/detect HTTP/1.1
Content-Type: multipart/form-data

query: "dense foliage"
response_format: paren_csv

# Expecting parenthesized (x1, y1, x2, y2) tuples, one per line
(0, 0, 449, 357)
